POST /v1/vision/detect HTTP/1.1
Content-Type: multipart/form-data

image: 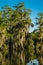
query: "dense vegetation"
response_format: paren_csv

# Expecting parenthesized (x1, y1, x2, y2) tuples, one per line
(0, 2, 43, 65)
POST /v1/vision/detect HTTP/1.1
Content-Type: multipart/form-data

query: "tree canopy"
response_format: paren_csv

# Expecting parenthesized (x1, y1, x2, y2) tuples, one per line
(0, 2, 43, 65)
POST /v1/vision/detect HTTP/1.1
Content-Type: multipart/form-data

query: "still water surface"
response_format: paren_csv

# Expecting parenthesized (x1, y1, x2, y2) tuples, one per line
(27, 59, 39, 65)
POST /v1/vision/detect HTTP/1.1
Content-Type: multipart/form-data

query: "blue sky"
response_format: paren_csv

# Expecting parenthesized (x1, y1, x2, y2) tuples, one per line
(0, 0, 43, 32)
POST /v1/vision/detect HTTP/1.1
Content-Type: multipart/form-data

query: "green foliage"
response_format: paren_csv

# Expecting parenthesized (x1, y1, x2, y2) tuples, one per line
(0, 2, 43, 65)
(0, 2, 32, 65)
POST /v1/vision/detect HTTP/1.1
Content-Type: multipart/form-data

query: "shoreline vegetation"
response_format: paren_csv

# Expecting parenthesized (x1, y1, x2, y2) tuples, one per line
(0, 2, 43, 65)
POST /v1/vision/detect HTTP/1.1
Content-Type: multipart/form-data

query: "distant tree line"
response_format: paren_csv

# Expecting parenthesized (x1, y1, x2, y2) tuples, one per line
(0, 2, 43, 65)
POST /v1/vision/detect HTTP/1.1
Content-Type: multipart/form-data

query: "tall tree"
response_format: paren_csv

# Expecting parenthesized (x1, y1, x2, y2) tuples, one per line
(12, 2, 32, 65)
(0, 2, 32, 65)
(35, 13, 43, 65)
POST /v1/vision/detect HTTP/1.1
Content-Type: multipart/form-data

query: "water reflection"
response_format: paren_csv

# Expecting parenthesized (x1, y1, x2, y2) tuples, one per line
(27, 59, 39, 65)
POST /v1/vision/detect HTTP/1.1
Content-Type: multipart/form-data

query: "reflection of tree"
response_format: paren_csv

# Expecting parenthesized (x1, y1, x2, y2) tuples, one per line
(33, 63, 36, 65)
